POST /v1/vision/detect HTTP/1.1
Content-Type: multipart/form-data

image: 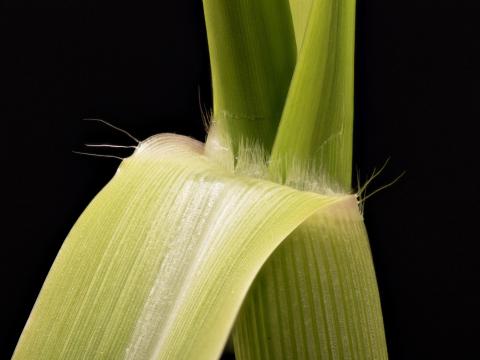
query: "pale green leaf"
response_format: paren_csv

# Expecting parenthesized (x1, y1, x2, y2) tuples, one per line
(14, 134, 351, 360)
(233, 200, 388, 359)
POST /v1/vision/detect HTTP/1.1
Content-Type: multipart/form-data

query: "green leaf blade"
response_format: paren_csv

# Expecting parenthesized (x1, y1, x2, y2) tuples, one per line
(14, 134, 349, 360)
(271, 0, 356, 191)
(289, 0, 314, 51)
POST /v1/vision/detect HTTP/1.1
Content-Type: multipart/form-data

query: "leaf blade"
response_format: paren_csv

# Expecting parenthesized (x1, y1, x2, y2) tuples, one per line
(14, 134, 350, 360)
(233, 202, 388, 359)
(271, 0, 356, 191)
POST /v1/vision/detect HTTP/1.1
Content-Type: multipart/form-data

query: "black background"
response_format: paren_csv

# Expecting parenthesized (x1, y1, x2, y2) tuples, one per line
(3, 1, 479, 359)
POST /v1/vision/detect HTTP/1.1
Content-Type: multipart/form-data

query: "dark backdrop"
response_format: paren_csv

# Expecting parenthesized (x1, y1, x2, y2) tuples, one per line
(3, 2, 479, 359)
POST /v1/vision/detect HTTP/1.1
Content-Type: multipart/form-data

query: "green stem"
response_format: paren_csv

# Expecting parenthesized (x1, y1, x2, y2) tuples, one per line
(203, 0, 296, 154)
